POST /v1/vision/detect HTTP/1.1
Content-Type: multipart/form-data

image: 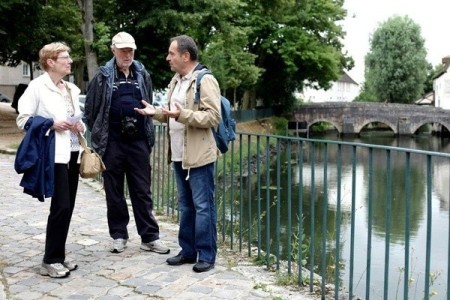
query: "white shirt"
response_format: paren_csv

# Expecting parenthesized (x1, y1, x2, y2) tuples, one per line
(169, 72, 192, 161)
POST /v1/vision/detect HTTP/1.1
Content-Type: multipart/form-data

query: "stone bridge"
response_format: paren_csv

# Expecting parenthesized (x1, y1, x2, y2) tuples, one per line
(290, 102, 450, 135)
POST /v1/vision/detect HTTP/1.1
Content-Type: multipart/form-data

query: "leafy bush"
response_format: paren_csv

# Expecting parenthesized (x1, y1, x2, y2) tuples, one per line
(271, 117, 289, 135)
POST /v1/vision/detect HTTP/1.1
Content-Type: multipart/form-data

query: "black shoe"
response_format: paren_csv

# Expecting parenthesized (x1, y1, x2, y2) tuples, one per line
(166, 254, 197, 266)
(193, 261, 214, 273)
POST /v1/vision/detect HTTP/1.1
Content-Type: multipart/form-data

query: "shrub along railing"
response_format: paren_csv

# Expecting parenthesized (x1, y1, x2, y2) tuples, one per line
(144, 124, 450, 299)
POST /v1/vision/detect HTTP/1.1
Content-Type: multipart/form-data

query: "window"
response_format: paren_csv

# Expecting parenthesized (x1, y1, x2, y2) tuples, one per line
(22, 63, 30, 77)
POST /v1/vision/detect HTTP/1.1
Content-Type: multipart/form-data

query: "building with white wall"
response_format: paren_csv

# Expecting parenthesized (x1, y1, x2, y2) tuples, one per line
(433, 56, 450, 110)
(0, 62, 42, 98)
(297, 71, 360, 103)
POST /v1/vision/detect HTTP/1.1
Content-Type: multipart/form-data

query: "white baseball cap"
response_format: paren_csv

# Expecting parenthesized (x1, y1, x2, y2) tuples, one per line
(111, 32, 137, 49)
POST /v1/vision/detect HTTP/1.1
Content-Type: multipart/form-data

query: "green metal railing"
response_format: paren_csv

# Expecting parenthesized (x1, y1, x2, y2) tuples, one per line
(149, 124, 450, 299)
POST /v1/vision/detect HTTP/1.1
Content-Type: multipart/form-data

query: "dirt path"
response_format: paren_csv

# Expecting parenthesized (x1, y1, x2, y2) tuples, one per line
(0, 103, 23, 149)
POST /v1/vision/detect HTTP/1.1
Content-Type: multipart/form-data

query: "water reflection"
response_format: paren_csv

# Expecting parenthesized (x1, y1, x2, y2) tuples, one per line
(240, 134, 450, 299)
(366, 151, 426, 241)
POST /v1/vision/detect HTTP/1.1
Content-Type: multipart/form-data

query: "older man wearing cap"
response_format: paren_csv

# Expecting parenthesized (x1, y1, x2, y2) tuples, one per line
(83, 32, 170, 254)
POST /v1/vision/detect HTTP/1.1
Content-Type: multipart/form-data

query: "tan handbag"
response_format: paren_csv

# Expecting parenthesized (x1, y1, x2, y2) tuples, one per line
(78, 133, 106, 178)
(64, 83, 106, 178)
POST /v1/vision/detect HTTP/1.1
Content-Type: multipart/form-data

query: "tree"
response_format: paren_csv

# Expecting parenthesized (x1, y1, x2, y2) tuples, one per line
(77, 0, 98, 82)
(2, 0, 354, 112)
(0, 0, 83, 80)
(353, 82, 377, 102)
(202, 27, 263, 107)
(94, 0, 248, 90)
(364, 15, 428, 103)
(0, 0, 44, 75)
(241, 0, 354, 110)
(88, 0, 351, 111)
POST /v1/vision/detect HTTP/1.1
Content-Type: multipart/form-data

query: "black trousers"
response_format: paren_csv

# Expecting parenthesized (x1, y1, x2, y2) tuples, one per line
(43, 151, 79, 264)
(102, 138, 160, 243)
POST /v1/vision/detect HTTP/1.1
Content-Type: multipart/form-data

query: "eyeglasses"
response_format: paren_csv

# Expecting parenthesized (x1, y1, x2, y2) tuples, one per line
(56, 56, 72, 61)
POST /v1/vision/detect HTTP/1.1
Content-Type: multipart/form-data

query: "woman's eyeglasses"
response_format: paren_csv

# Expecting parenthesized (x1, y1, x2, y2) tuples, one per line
(56, 56, 71, 61)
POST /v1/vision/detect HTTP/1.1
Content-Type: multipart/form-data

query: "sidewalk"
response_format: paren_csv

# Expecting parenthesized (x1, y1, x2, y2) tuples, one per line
(0, 152, 318, 300)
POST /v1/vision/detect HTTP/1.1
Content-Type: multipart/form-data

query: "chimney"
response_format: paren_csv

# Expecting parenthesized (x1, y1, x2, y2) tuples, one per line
(442, 56, 450, 67)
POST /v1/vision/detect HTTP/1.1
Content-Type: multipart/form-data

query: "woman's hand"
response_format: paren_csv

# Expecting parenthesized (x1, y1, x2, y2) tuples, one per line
(71, 121, 84, 133)
(53, 120, 83, 133)
(52, 120, 73, 132)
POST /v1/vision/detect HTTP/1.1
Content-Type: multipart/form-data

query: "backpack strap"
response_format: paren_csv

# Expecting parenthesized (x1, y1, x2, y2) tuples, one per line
(194, 69, 212, 103)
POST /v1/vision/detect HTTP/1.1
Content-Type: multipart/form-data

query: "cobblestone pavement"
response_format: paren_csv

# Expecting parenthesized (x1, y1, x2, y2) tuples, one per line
(0, 153, 318, 300)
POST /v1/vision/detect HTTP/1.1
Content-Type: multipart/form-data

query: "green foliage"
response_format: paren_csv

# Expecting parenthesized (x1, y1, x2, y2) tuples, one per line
(310, 121, 331, 132)
(244, 0, 353, 111)
(87, 0, 352, 110)
(91, 22, 113, 64)
(95, 0, 244, 89)
(41, 1, 83, 61)
(216, 135, 278, 177)
(2, 0, 354, 113)
(253, 254, 276, 266)
(0, 0, 43, 67)
(202, 26, 263, 105)
(271, 117, 289, 135)
(275, 272, 298, 286)
(0, 0, 83, 72)
(364, 15, 428, 103)
(353, 81, 378, 102)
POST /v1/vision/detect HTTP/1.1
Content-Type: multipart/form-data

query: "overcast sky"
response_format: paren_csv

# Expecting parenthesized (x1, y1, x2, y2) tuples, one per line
(341, 0, 450, 84)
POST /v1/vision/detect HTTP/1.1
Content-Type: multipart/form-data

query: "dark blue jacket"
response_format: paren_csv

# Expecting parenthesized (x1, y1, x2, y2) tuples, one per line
(14, 116, 55, 202)
(84, 58, 155, 156)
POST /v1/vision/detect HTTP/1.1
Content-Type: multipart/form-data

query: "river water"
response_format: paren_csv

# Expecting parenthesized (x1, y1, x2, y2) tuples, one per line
(243, 133, 449, 299)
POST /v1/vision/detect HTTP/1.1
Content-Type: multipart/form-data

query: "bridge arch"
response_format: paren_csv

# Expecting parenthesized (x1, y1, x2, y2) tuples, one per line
(410, 120, 450, 135)
(308, 119, 342, 134)
(355, 119, 398, 135)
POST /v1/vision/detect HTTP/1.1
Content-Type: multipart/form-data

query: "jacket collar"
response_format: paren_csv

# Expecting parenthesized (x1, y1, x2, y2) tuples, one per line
(101, 57, 144, 77)
(42, 72, 65, 95)
(170, 63, 207, 87)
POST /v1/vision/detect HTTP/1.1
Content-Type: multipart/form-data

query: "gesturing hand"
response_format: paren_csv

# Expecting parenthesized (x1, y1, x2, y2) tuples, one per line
(161, 102, 181, 119)
(134, 100, 156, 116)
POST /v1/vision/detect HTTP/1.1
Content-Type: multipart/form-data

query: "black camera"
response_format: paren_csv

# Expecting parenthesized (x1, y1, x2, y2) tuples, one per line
(121, 116, 138, 137)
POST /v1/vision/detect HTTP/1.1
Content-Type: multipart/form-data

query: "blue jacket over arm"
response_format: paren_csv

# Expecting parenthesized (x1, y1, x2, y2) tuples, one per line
(14, 116, 55, 202)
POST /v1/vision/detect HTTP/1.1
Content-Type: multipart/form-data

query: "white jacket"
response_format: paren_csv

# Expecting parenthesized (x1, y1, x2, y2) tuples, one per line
(17, 72, 83, 164)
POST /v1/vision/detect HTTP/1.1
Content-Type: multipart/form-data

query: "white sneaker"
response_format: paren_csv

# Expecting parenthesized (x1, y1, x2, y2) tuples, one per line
(111, 238, 127, 253)
(40, 262, 70, 278)
(140, 239, 170, 254)
(62, 260, 78, 271)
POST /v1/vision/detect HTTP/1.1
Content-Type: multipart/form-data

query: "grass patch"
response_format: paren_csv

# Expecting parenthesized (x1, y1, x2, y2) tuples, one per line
(7, 143, 19, 150)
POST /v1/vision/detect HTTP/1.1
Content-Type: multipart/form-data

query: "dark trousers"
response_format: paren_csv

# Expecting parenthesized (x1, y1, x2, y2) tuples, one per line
(103, 138, 159, 243)
(43, 151, 79, 264)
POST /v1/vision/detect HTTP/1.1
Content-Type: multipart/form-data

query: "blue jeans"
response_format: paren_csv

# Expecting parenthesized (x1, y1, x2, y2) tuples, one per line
(173, 162, 217, 264)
